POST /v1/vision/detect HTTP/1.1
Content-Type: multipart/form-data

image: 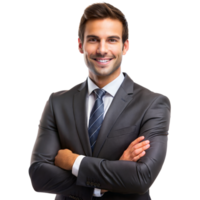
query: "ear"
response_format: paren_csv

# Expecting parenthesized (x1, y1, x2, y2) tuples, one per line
(78, 38, 84, 53)
(122, 39, 129, 55)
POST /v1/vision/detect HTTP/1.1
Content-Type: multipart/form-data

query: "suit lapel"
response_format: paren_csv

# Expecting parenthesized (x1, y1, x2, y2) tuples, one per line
(73, 74, 134, 157)
(93, 73, 134, 157)
(73, 80, 92, 156)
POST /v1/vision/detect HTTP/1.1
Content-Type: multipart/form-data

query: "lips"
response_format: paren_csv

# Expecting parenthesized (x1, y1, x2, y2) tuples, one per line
(92, 58, 113, 65)
(93, 58, 113, 60)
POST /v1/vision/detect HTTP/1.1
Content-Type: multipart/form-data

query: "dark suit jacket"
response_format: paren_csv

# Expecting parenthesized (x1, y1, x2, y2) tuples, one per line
(29, 73, 171, 200)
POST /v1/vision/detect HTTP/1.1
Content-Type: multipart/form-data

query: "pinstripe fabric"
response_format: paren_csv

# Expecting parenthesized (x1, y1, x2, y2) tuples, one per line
(88, 89, 106, 152)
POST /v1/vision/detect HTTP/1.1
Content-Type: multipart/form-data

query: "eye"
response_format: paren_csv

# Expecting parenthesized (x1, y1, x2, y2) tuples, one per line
(88, 38, 97, 42)
(109, 39, 117, 42)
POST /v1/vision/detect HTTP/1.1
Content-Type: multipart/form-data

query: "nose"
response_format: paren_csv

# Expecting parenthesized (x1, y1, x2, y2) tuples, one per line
(96, 40, 108, 56)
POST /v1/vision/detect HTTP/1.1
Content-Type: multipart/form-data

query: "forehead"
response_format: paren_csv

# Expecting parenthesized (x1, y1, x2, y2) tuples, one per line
(84, 18, 123, 39)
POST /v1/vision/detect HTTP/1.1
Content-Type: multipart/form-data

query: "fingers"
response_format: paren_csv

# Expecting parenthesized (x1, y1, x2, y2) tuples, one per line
(134, 140, 150, 151)
(120, 136, 150, 162)
(134, 136, 145, 144)
(127, 136, 145, 150)
(128, 137, 150, 155)
(132, 142, 150, 156)
(128, 139, 150, 162)
(133, 151, 146, 162)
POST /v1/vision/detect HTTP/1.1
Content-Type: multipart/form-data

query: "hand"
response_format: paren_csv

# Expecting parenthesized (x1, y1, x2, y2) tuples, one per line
(100, 136, 150, 194)
(101, 189, 108, 194)
(54, 149, 79, 170)
(119, 136, 150, 162)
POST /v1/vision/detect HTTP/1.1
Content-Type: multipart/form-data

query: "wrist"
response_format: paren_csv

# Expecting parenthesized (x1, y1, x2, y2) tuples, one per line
(72, 155, 85, 176)
(71, 154, 79, 169)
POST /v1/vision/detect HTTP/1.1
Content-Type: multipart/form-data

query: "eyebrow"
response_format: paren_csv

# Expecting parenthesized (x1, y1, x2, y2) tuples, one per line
(86, 35, 121, 40)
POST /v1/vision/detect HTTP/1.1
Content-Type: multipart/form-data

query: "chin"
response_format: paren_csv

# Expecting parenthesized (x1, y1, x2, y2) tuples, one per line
(92, 68, 114, 77)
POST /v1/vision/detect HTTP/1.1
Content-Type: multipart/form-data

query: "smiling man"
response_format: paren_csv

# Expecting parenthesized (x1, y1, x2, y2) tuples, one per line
(29, 3, 171, 200)
(80, 18, 127, 86)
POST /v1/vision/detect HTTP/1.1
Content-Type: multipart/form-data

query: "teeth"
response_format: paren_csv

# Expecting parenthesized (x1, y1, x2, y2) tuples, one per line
(97, 60, 109, 63)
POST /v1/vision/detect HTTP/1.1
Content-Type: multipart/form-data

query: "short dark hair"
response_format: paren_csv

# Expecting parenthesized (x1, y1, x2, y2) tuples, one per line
(78, 2, 128, 45)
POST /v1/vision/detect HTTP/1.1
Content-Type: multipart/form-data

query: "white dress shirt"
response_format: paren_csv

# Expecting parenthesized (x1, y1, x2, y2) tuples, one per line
(72, 72, 124, 197)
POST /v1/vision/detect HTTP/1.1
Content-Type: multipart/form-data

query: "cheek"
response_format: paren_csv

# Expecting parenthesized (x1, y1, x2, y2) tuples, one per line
(84, 51, 89, 58)
(84, 45, 96, 56)
(110, 45, 123, 57)
(113, 51, 122, 61)
(84, 52, 92, 61)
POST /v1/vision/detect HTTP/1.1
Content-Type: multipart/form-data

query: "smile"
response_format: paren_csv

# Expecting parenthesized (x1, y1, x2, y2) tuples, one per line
(93, 58, 113, 65)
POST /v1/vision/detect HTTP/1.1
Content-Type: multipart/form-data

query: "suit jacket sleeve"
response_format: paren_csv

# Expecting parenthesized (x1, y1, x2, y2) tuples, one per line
(76, 94, 171, 194)
(29, 93, 93, 198)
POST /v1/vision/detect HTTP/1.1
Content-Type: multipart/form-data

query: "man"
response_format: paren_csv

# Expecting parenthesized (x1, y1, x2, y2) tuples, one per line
(29, 3, 171, 200)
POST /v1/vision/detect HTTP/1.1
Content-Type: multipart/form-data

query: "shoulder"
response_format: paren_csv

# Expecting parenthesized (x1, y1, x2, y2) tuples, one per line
(133, 82, 171, 111)
(123, 73, 170, 105)
(48, 81, 86, 103)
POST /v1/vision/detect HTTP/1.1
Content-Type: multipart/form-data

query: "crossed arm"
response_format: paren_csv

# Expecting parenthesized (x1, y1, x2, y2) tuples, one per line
(29, 129, 150, 196)
(54, 136, 151, 194)
(29, 94, 170, 196)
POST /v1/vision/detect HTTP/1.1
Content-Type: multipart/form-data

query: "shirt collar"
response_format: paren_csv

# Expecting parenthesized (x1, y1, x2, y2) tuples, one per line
(87, 72, 124, 97)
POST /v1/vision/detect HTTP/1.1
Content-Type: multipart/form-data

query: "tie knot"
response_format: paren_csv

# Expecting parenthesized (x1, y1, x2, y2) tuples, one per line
(94, 89, 106, 100)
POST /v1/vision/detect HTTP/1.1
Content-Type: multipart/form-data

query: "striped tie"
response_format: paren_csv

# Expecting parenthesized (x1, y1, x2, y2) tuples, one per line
(88, 89, 106, 152)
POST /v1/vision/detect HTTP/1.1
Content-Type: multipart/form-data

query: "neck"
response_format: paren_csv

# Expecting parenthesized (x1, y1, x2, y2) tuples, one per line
(89, 69, 121, 88)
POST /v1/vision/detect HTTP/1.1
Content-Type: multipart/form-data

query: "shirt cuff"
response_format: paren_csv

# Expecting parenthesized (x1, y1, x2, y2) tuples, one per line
(93, 188, 104, 197)
(72, 155, 104, 197)
(72, 155, 85, 177)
